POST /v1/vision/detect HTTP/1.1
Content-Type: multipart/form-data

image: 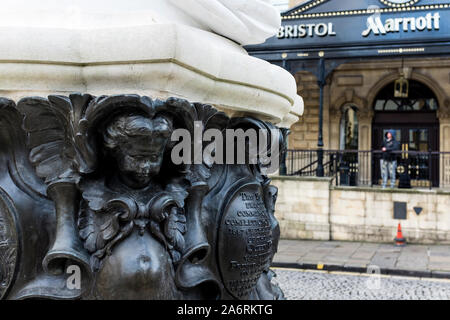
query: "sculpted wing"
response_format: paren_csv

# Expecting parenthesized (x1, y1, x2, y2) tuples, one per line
(17, 94, 97, 185)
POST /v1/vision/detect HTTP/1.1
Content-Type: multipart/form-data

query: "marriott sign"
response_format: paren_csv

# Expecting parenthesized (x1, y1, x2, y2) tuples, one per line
(362, 12, 440, 37)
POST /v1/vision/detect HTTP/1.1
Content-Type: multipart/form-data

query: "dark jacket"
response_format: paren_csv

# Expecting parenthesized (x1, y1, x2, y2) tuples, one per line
(382, 130, 400, 161)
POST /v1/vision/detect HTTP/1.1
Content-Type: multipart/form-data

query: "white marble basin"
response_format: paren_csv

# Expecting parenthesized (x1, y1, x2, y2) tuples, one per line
(0, 0, 303, 126)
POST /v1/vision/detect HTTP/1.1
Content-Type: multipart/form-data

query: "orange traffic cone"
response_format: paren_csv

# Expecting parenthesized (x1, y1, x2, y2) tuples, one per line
(394, 223, 406, 247)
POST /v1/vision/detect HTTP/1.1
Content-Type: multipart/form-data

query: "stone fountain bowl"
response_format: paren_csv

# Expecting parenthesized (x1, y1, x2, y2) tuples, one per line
(0, 0, 302, 127)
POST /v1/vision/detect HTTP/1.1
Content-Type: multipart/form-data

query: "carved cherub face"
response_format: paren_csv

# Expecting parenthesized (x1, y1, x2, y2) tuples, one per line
(104, 114, 172, 189)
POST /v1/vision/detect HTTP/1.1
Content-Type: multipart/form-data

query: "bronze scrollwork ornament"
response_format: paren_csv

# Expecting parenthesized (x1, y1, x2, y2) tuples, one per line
(0, 94, 287, 300)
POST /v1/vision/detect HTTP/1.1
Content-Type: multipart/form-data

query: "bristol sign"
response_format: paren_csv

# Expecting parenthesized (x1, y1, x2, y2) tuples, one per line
(256, 0, 450, 51)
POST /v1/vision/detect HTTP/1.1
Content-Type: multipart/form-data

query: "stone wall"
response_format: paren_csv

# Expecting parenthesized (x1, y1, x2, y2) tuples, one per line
(289, 72, 323, 149)
(271, 176, 332, 240)
(271, 175, 450, 244)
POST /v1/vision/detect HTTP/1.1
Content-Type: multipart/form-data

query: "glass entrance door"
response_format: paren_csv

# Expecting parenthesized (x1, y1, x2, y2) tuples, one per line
(408, 129, 429, 152)
(373, 126, 439, 187)
(371, 79, 440, 187)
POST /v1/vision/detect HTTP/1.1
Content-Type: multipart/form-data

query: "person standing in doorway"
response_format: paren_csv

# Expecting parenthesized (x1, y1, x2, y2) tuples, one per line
(381, 130, 400, 189)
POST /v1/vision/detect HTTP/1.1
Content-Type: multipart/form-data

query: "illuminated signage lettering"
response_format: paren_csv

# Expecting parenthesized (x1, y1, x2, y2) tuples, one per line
(277, 23, 337, 39)
(362, 12, 440, 37)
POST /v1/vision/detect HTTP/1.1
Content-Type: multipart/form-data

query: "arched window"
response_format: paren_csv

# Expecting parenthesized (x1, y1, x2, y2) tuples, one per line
(374, 80, 438, 112)
(340, 105, 359, 150)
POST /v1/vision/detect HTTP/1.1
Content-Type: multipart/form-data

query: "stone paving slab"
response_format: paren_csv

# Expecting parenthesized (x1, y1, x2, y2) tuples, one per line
(351, 253, 376, 261)
(273, 239, 450, 279)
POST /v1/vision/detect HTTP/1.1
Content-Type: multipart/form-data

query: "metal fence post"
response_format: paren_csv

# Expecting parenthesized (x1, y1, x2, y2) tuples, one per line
(316, 58, 325, 177)
(429, 149, 432, 190)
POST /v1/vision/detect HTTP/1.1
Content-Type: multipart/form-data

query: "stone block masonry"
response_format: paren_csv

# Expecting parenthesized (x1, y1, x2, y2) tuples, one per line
(271, 176, 450, 244)
(272, 176, 332, 241)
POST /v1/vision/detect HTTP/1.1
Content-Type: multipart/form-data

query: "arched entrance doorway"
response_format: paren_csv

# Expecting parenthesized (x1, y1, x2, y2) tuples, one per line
(372, 80, 440, 187)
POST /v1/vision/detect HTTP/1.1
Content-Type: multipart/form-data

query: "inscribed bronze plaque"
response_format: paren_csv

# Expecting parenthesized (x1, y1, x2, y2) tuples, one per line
(0, 192, 18, 299)
(218, 184, 273, 299)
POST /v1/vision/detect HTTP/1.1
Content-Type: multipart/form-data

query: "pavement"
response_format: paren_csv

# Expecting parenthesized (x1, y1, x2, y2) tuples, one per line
(273, 239, 450, 279)
(273, 268, 450, 300)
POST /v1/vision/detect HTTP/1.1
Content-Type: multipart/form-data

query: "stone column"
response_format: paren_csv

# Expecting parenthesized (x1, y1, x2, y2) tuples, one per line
(328, 105, 342, 151)
(358, 108, 374, 186)
(323, 81, 331, 150)
(438, 101, 450, 188)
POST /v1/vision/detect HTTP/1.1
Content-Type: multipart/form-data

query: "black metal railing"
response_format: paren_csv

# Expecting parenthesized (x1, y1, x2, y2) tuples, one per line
(284, 149, 450, 189)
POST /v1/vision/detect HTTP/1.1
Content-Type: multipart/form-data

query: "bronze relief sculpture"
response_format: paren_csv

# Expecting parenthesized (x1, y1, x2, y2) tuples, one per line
(0, 94, 287, 300)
